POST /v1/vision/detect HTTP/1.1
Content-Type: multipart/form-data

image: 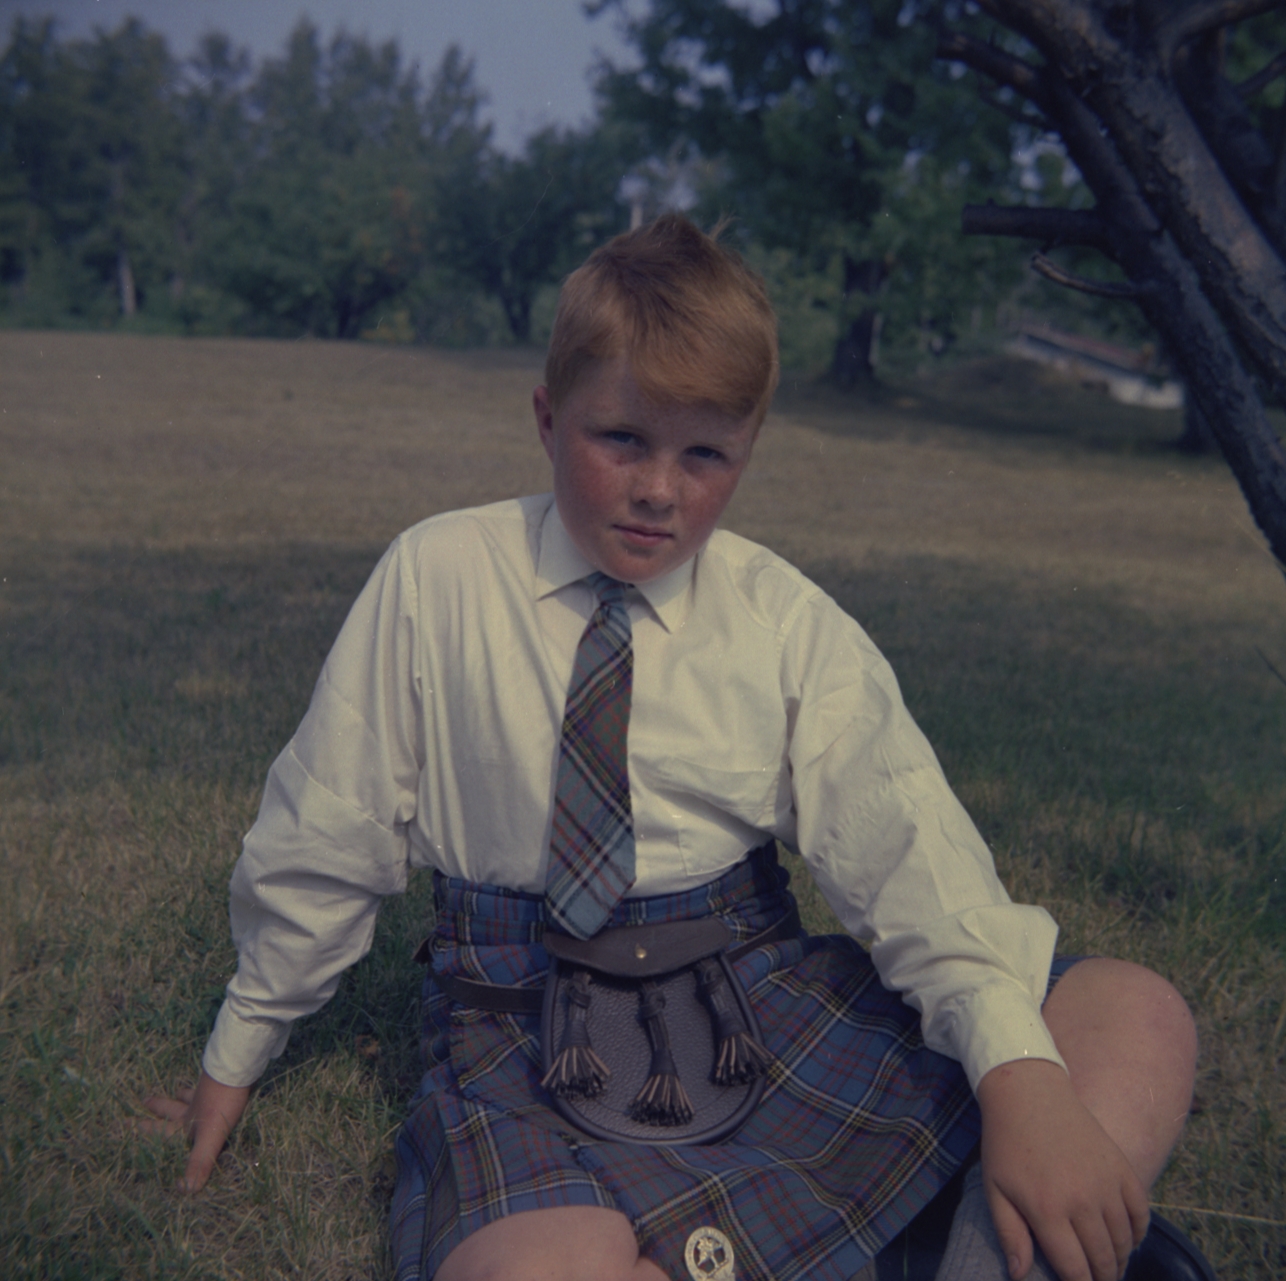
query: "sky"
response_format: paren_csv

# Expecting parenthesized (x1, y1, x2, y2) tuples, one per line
(0, 0, 638, 152)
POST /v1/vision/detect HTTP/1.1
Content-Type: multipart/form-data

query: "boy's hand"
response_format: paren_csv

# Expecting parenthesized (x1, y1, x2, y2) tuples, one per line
(139, 1071, 251, 1194)
(976, 1058, 1150, 1281)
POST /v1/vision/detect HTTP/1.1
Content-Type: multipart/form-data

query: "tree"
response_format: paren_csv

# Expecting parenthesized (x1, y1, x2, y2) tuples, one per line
(935, 0, 1286, 569)
(590, 0, 1034, 372)
(172, 32, 254, 326)
(0, 17, 185, 319)
(214, 23, 456, 338)
(439, 122, 626, 342)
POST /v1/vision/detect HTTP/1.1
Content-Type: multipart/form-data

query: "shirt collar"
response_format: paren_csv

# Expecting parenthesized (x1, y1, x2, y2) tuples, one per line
(534, 497, 695, 634)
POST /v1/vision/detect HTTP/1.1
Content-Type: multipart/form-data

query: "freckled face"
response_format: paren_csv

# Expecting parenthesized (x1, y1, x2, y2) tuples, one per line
(534, 357, 760, 583)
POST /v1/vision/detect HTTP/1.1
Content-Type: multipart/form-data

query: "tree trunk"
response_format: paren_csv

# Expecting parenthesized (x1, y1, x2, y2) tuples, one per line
(501, 287, 532, 344)
(831, 256, 886, 388)
(940, 0, 1286, 573)
(117, 246, 137, 317)
(1177, 394, 1219, 455)
(833, 311, 881, 387)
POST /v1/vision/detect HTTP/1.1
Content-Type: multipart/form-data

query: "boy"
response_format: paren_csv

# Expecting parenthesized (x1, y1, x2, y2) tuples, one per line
(144, 216, 1197, 1281)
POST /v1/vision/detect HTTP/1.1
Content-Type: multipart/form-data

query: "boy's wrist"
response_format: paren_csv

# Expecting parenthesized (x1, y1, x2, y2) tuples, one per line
(202, 1000, 289, 1089)
(976, 1056, 1072, 1115)
(943, 980, 1067, 1092)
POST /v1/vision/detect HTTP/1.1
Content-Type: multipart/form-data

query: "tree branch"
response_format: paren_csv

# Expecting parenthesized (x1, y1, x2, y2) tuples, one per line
(978, 86, 1050, 128)
(1157, 1, 1286, 67)
(1175, 36, 1278, 221)
(943, 0, 1286, 570)
(999, 0, 1286, 402)
(1040, 70, 1166, 241)
(1238, 50, 1286, 99)
(962, 204, 1111, 249)
(934, 30, 1051, 113)
(1256, 645, 1286, 688)
(1029, 251, 1140, 297)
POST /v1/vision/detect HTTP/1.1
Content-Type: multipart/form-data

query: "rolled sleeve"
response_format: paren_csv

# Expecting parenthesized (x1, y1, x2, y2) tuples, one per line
(786, 592, 1065, 1091)
(203, 539, 421, 1086)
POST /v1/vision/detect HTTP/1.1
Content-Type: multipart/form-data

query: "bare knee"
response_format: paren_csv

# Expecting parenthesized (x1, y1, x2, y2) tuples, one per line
(1044, 957, 1197, 1184)
(1047, 957, 1196, 1078)
(435, 1206, 665, 1281)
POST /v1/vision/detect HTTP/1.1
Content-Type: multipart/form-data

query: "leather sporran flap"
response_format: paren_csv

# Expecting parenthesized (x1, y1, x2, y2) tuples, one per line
(539, 923, 770, 1147)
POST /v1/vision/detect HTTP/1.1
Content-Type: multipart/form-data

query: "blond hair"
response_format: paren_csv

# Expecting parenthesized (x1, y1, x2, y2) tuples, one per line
(545, 215, 779, 425)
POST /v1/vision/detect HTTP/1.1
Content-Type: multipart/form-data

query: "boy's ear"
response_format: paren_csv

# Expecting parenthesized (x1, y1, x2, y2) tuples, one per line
(533, 385, 556, 464)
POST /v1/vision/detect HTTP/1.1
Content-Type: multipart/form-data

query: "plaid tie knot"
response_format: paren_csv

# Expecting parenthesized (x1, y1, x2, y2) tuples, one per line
(544, 571, 636, 939)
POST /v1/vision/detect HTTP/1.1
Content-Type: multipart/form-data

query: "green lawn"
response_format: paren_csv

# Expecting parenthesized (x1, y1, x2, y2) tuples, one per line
(2, 332, 1283, 1278)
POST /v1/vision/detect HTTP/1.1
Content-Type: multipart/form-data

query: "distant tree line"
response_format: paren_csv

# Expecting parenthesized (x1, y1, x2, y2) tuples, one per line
(0, 17, 625, 342)
(1, 6, 1142, 365)
(3, 4, 1283, 401)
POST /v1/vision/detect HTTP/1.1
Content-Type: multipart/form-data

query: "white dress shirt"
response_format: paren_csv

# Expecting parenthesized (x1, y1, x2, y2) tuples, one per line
(203, 495, 1064, 1092)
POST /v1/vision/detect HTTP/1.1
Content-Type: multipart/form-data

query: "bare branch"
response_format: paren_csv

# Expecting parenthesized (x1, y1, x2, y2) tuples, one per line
(1273, 103, 1286, 215)
(934, 30, 1051, 112)
(1158, 1, 1286, 67)
(999, 0, 1286, 400)
(1175, 37, 1278, 219)
(1256, 646, 1286, 688)
(1040, 72, 1166, 240)
(1029, 252, 1140, 297)
(1237, 50, 1286, 99)
(962, 204, 1111, 249)
(943, 0, 1286, 568)
(979, 86, 1050, 128)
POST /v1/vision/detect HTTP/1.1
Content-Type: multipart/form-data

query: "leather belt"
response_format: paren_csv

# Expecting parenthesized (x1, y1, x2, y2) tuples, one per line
(427, 903, 802, 1015)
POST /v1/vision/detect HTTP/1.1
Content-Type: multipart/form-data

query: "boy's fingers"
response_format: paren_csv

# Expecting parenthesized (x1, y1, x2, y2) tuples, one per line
(178, 1110, 235, 1194)
(1102, 1194, 1141, 1277)
(178, 1147, 218, 1195)
(135, 1115, 183, 1138)
(986, 1188, 1034, 1280)
(1072, 1212, 1125, 1281)
(140, 1095, 193, 1129)
(1124, 1177, 1150, 1249)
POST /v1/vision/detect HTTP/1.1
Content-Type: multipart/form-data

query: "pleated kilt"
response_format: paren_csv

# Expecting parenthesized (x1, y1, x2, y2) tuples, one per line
(390, 846, 1011, 1281)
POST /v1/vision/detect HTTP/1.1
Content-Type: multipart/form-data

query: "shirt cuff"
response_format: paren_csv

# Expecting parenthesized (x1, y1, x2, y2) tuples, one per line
(952, 981, 1068, 1092)
(201, 999, 291, 1088)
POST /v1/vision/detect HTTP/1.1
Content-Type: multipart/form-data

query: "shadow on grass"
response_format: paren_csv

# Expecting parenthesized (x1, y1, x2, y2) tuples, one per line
(0, 540, 387, 788)
(3, 537, 1284, 1277)
(803, 552, 1286, 944)
(776, 356, 1209, 459)
(5, 536, 1281, 947)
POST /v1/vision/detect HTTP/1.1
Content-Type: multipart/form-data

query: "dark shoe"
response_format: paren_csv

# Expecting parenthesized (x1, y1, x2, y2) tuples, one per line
(1124, 1214, 1217, 1281)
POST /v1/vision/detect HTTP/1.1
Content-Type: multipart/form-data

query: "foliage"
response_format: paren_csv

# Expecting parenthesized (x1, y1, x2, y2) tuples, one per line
(590, 0, 1043, 362)
(0, 17, 624, 341)
(0, 17, 186, 322)
(436, 122, 627, 342)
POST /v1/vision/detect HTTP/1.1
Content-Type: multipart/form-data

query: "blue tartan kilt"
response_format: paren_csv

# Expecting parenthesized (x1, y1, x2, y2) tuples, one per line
(390, 846, 1041, 1281)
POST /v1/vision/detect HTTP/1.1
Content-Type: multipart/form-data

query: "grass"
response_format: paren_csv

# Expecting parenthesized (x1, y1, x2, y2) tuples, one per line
(2, 331, 1284, 1278)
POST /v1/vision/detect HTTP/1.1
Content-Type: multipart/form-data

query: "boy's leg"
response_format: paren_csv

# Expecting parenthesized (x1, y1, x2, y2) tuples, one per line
(1041, 957, 1197, 1187)
(937, 957, 1197, 1281)
(434, 1206, 669, 1281)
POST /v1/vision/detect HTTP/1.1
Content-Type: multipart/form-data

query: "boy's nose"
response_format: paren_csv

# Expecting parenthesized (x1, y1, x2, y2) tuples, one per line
(631, 459, 679, 509)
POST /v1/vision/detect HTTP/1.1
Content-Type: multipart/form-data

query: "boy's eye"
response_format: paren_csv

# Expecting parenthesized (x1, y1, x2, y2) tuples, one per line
(605, 430, 640, 446)
(689, 446, 724, 462)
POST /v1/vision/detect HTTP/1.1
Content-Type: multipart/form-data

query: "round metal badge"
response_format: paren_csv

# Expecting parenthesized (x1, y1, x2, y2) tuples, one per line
(684, 1226, 736, 1281)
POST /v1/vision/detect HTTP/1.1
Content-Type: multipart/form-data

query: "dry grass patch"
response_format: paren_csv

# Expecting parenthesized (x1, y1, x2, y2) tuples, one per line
(2, 331, 1284, 1277)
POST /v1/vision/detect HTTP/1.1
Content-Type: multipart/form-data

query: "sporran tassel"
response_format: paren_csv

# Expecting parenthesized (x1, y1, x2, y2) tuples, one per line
(541, 969, 611, 1098)
(630, 980, 694, 1126)
(696, 957, 774, 1086)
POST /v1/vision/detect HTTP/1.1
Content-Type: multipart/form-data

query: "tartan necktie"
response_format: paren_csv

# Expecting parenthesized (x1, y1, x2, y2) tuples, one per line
(545, 571, 636, 939)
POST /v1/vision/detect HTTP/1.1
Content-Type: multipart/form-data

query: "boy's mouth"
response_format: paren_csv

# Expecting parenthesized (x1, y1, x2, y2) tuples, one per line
(616, 524, 672, 546)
